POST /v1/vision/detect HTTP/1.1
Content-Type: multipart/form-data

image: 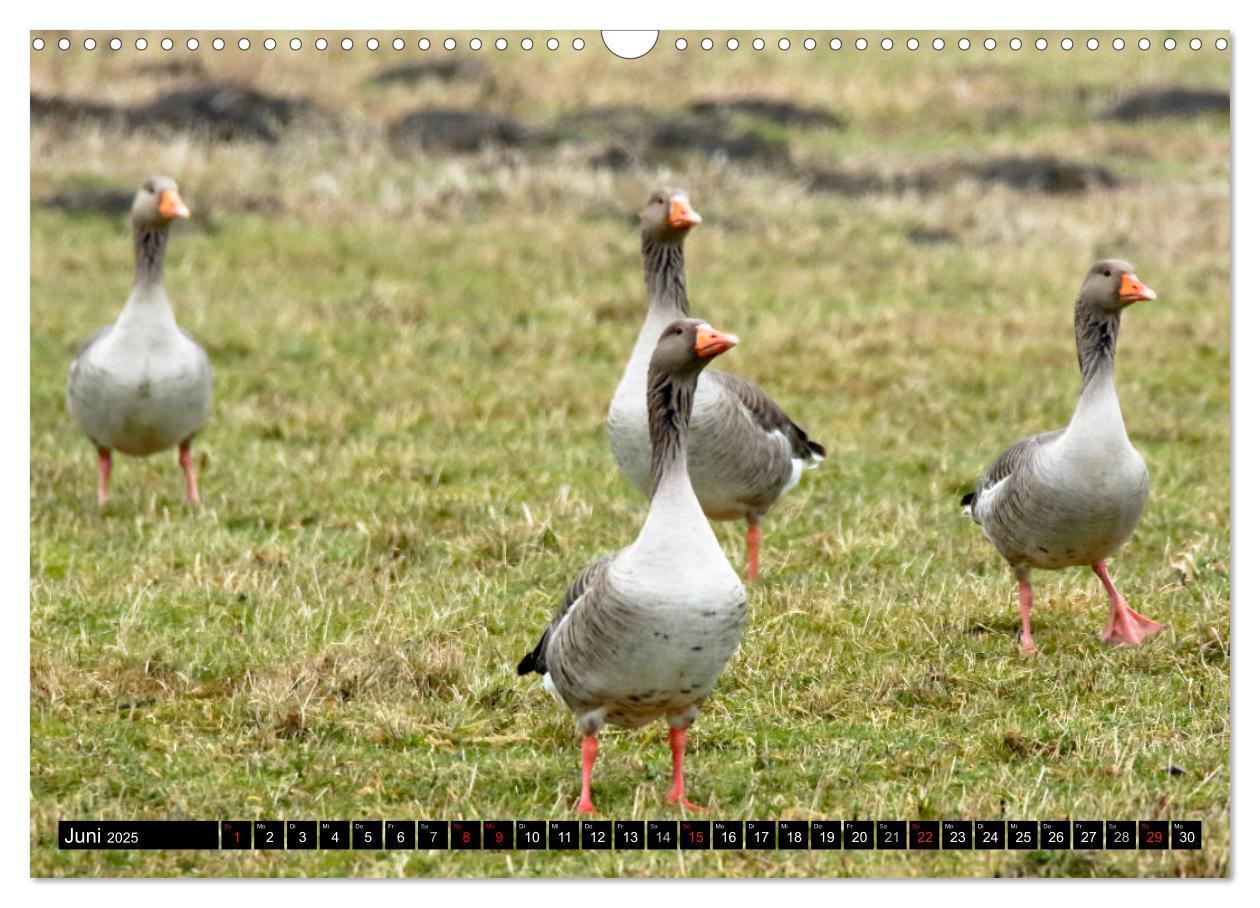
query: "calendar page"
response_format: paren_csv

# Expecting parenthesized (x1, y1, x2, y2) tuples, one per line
(29, 28, 1230, 879)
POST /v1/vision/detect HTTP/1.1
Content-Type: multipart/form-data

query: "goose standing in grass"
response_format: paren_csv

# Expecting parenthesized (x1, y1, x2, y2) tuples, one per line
(519, 319, 747, 814)
(963, 259, 1162, 655)
(607, 188, 825, 580)
(67, 177, 211, 505)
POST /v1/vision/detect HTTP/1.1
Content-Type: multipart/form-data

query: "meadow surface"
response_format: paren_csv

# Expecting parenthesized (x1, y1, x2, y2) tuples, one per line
(30, 30, 1230, 877)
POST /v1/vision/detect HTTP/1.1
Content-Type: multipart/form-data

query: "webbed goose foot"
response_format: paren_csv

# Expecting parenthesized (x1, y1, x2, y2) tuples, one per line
(1093, 561, 1164, 647)
(179, 440, 200, 504)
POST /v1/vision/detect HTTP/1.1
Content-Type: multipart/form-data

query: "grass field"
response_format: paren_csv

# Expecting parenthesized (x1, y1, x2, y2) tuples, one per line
(30, 31, 1230, 877)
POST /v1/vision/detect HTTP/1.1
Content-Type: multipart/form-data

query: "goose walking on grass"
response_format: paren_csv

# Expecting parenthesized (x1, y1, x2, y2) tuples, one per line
(607, 188, 825, 580)
(67, 177, 211, 506)
(519, 319, 747, 814)
(963, 259, 1163, 655)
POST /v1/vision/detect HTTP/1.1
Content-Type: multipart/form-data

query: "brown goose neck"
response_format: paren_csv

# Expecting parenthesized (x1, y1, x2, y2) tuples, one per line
(642, 236, 689, 317)
(1074, 300, 1120, 391)
(133, 222, 170, 289)
(646, 366, 696, 496)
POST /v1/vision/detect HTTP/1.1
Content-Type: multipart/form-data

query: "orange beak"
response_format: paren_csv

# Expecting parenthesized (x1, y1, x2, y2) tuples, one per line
(694, 325, 738, 358)
(1118, 272, 1156, 303)
(157, 189, 190, 220)
(668, 196, 702, 230)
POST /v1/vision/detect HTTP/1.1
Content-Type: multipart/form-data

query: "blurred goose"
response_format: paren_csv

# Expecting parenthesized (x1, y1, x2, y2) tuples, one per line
(607, 188, 825, 580)
(67, 177, 211, 505)
(963, 259, 1162, 654)
(519, 319, 747, 814)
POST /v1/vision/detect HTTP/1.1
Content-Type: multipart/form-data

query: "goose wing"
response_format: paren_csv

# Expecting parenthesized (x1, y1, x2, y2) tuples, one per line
(516, 554, 615, 677)
(963, 429, 1064, 521)
(709, 370, 825, 462)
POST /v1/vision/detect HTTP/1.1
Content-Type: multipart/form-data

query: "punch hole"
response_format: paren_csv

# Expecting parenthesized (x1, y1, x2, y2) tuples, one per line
(1138, 38, 1150, 50)
(830, 38, 842, 50)
(803, 37, 816, 50)
(856, 37, 868, 51)
(84, 37, 97, 50)
(778, 38, 789, 50)
(983, 37, 996, 50)
(238, 38, 251, 51)
(601, 30, 656, 59)
(727, 37, 739, 50)
(572, 38, 585, 50)
(264, 38, 276, 51)
(444, 38, 456, 50)
(162, 37, 173, 50)
(135, 38, 147, 50)
(341, 38, 353, 51)
(392, 37, 404, 50)
(1216, 38, 1227, 50)
(958, 37, 971, 50)
(366, 38, 379, 51)
(675, 38, 687, 50)
(906, 38, 919, 50)
(291, 38, 303, 51)
(753, 38, 765, 51)
(1190, 37, 1202, 50)
(701, 37, 714, 51)
(58, 37, 70, 50)
(1164, 38, 1176, 50)
(494, 38, 506, 50)
(32, 37, 45, 50)
(1087, 38, 1099, 50)
(471, 38, 483, 51)
(187, 38, 199, 51)
(212, 38, 224, 51)
(1035, 37, 1047, 50)
(521, 37, 534, 50)
(1061, 37, 1074, 50)
(110, 37, 121, 50)
(1009, 38, 1021, 50)
(315, 38, 328, 51)
(547, 38, 559, 50)
(419, 37, 431, 50)
(881, 38, 892, 50)
(1112, 38, 1124, 50)
(933, 38, 945, 51)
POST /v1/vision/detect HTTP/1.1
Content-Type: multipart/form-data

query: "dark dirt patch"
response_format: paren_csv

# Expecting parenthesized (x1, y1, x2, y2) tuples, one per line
(969, 156, 1119, 194)
(371, 59, 487, 85)
(128, 84, 316, 143)
(388, 108, 530, 152)
(33, 84, 317, 144)
(690, 96, 844, 129)
(906, 225, 958, 246)
(39, 187, 136, 216)
(134, 59, 209, 79)
(647, 115, 789, 164)
(1107, 87, 1229, 122)
(587, 144, 637, 171)
(803, 167, 939, 197)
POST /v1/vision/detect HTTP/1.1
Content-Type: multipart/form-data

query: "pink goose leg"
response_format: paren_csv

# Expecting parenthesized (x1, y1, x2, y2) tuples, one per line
(1094, 561, 1164, 646)
(746, 521, 762, 581)
(665, 726, 708, 812)
(1018, 575, 1041, 656)
(576, 735, 598, 814)
(95, 447, 112, 506)
(178, 441, 200, 504)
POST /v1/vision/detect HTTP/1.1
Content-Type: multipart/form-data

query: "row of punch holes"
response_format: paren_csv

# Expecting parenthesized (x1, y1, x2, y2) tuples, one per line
(32, 34, 1229, 53)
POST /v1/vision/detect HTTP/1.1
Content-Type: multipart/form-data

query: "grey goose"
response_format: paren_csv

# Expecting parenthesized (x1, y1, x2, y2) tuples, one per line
(66, 177, 211, 505)
(607, 188, 824, 580)
(519, 319, 747, 814)
(963, 259, 1162, 654)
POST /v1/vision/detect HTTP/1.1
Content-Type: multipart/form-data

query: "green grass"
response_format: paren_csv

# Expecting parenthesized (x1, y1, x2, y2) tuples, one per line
(30, 32, 1229, 877)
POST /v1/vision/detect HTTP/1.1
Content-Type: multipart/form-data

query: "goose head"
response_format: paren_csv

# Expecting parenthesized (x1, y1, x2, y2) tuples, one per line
(651, 318, 738, 379)
(1080, 259, 1157, 313)
(640, 187, 702, 244)
(132, 176, 190, 228)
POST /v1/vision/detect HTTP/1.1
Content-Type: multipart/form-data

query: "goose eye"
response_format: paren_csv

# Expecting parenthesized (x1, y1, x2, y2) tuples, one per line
(1103, 270, 1112, 277)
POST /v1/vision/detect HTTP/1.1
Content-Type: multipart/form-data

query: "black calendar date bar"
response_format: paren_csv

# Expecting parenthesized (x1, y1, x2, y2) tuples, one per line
(56, 819, 1205, 850)
(59, 821, 219, 850)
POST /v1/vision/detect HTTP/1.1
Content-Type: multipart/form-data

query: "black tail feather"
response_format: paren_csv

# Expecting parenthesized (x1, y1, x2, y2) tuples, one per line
(516, 630, 549, 676)
(961, 491, 975, 507)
